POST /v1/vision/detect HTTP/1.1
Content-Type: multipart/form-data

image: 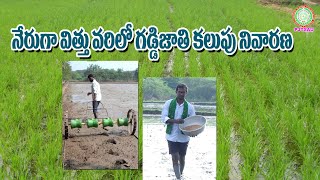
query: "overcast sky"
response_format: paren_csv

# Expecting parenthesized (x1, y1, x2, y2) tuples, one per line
(69, 61, 138, 71)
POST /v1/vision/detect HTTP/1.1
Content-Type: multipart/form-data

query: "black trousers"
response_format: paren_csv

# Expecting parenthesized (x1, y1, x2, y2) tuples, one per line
(92, 101, 100, 113)
(167, 140, 189, 156)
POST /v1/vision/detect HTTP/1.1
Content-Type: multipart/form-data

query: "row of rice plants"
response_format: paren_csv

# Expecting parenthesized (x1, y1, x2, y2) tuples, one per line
(236, 38, 320, 178)
(0, 56, 62, 179)
(227, 60, 265, 179)
(164, 0, 218, 77)
(0, 0, 156, 178)
(187, 51, 203, 77)
(248, 61, 292, 179)
(212, 57, 237, 179)
(131, 0, 172, 77)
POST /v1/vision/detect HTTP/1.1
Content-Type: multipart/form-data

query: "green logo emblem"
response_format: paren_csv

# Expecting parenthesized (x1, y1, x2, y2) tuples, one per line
(293, 5, 315, 27)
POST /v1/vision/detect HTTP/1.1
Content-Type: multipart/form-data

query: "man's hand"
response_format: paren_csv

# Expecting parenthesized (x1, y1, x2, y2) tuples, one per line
(176, 119, 184, 124)
(165, 119, 184, 124)
(87, 92, 92, 96)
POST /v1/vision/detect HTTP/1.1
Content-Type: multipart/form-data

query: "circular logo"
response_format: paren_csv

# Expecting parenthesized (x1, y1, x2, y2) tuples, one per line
(293, 5, 315, 27)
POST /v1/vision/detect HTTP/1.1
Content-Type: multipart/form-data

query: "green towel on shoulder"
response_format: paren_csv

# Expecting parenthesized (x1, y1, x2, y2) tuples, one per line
(166, 98, 188, 134)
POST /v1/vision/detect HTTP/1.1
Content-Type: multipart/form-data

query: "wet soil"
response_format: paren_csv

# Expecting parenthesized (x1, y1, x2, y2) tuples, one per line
(63, 82, 138, 169)
(143, 124, 216, 179)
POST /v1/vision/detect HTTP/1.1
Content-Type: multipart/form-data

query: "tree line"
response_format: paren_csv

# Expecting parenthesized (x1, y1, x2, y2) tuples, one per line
(143, 78, 216, 102)
(63, 62, 138, 82)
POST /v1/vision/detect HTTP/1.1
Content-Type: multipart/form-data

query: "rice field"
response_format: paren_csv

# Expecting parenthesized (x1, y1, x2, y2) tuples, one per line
(0, 0, 319, 179)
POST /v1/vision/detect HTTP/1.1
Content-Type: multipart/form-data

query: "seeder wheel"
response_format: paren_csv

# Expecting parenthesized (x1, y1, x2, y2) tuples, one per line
(127, 109, 137, 135)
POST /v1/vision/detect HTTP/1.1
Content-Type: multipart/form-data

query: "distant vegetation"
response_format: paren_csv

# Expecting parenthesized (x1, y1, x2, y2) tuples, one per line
(259, 0, 304, 5)
(63, 62, 138, 82)
(143, 78, 216, 102)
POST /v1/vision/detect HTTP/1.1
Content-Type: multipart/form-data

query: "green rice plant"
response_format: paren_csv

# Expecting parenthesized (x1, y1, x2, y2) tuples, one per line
(188, 51, 202, 77)
(251, 68, 289, 179)
(172, 51, 188, 77)
(216, 82, 232, 179)
(113, 170, 141, 180)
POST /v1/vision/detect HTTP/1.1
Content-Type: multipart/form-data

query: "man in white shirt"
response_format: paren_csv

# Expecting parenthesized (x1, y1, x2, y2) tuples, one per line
(87, 74, 102, 118)
(161, 83, 196, 180)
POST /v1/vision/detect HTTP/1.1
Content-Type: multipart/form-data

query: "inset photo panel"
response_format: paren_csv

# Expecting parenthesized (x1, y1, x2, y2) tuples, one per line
(143, 77, 216, 179)
(62, 61, 138, 170)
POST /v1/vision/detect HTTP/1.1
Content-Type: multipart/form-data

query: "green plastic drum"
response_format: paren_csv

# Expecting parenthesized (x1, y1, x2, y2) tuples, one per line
(71, 119, 82, 129)
(103, 118, 113, 127)
(117, 118, 128, 126)
(87, 119, 98, 128)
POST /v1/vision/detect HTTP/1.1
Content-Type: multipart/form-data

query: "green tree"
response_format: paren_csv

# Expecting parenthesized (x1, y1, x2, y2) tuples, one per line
(71, 71, 83, 81)
(143, 78, 174, 101)
(62, 62, 72, 80)
(143, 78, 216, 102)
(84, 64, 103, 81)
(69, 65, 138, 82)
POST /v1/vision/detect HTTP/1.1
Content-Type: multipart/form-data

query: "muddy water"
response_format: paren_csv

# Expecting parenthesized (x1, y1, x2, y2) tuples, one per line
(143, 124, 216, 179)
(66, 83, 138, 122)
(143, 102, 216, 113)
(71, 94, 88, 103)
